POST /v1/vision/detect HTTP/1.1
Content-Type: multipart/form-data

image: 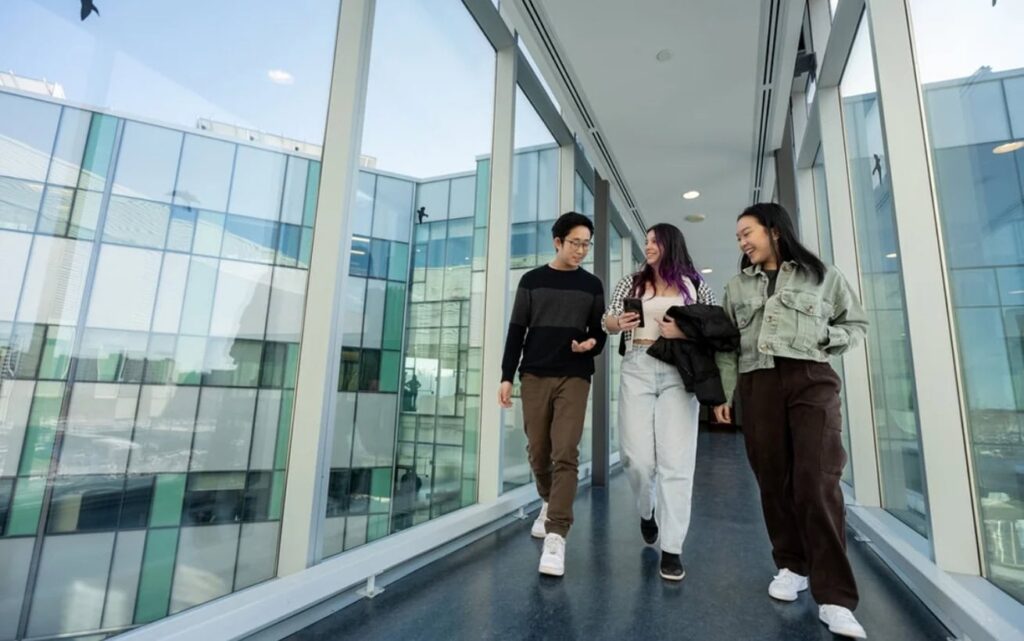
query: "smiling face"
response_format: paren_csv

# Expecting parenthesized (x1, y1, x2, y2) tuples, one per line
(644, 230, 661, 268)
(553, 225, 592, 268)
(736, 215, 779, 268)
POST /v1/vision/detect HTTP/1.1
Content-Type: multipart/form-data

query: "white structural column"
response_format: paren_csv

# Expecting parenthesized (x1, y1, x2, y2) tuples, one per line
(477, 42, 517, 503)
(816, 86, 881, 507)
(278, 0, 377, 575)
(864, 0, 979, 574)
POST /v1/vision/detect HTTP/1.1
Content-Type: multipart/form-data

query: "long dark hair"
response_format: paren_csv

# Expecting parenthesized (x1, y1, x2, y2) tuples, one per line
(631, 223, 703, 303)
(738, 203, 826, 283)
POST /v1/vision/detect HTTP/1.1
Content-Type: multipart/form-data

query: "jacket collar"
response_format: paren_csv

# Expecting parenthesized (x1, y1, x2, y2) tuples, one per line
(742, 260, 796, 276)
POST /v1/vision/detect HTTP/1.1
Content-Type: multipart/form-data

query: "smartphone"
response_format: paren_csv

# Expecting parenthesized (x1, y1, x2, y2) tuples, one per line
(623, 297, 645, 328)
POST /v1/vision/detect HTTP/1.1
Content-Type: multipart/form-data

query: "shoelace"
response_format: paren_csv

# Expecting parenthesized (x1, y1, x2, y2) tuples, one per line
(544, 537, 563, 555)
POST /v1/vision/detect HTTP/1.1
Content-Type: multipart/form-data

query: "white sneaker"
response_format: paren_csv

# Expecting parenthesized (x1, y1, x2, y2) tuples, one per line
(538, 533, 565, 577)
(768, 568, 809, 601)
(531, 502, 548, 539)
(819, 604, 867, 638)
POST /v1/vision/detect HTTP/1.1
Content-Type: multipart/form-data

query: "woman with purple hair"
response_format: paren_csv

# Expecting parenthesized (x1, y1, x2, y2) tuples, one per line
(603, 223, 716, 581)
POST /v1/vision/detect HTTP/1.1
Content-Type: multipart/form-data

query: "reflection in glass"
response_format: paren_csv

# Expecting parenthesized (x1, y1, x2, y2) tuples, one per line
(909, 0, 1024, 602)
(841, 16, 928, 536)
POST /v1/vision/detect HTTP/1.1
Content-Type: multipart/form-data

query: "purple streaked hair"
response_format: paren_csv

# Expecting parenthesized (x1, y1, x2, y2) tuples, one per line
(630, 223, 704, 304)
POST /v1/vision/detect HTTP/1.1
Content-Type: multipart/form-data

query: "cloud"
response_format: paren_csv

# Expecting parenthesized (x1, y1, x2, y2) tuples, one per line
(267, 69, 294, 85)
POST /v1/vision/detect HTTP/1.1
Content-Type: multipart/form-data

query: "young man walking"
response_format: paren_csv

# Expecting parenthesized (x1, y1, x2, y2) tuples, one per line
(498, 212, 607, 577)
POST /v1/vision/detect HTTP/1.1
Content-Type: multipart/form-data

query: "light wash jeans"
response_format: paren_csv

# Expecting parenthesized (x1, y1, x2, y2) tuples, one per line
(618, 345, 700, 554)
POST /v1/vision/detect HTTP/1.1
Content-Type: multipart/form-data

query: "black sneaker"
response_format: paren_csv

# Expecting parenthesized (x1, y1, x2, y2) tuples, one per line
(660, 552, 685, 582)
(641, 510, 658, 545)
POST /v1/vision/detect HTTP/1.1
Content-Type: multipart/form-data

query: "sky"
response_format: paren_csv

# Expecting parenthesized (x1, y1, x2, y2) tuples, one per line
(0, 0, 556, 181)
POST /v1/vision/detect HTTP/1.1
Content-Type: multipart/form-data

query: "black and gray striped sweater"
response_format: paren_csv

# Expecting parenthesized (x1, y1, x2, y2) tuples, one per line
(500, 265, 607, 382)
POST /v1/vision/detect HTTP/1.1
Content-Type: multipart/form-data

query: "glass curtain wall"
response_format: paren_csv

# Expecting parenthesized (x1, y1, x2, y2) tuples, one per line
(607, 216, 626, 457)
(840, 14, 928, 536)
(810, 146, 853, 486)
(0, 2, 339, 638)
(321, 0, 496, 556)
(908, 0, 1024, 602)
(502, 88, 559, 491)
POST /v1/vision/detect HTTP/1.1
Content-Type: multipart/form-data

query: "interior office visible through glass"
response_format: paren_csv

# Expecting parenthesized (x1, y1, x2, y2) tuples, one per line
(908, 0, 1024, 603)
(840, 13, 929, 537)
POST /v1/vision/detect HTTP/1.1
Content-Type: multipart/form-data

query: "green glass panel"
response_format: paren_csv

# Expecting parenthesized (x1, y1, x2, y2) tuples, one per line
(303, 161, 320, 227)
(379, 350, 400, 394)
(68, 190, 103, 240)
(149, 474, 186, 528)
(6, 477, 46, 536)
(474, 159, 490, 228)
(273, 391, 293, 470)
(38, 325, 75, 381)
(370, 467, 391, 501)
(18, 382, 64, 477)
(367, 514, 389, 542)
(388, 242, 409, 282)
(202, 338, 262, 387)
(134, 528, 179, 624)
(269, 470, 285, 520)
(260, 342, 288, 389)
(78, 113, 118, 192)
(180, 257, 217, 336)
(192, 211, 225, 257)
(284, 343, 300, 390)
(37, 186, 74, 236)
(173, 336, 206, 386)
(298, 228, 314, 269)
(382, 282, 406, 351)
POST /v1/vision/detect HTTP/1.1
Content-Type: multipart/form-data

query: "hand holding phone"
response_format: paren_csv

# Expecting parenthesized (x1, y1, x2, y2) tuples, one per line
(622, 297, 645, 328)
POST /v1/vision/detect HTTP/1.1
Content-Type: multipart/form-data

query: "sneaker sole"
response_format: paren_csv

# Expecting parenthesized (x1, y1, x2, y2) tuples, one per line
(818, 617, 867, 639)
(768, 584, 807, 602)
(530, 529, 546, 539)
(538, 563, 564, 577)
(659, 569, 685, 582)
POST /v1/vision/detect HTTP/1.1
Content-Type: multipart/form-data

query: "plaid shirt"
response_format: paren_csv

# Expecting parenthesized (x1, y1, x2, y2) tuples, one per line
(602, 273, 717, 353)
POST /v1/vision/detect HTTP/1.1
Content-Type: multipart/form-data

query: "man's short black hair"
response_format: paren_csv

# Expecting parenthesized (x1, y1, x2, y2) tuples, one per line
(551, 212, 594, 241)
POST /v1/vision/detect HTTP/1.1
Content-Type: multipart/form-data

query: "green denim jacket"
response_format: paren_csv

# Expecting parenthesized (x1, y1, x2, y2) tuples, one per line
(715, 262, 868, 405)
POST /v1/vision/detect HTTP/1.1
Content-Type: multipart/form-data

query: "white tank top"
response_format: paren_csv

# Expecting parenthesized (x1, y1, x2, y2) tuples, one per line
(631, 279, 697, 344)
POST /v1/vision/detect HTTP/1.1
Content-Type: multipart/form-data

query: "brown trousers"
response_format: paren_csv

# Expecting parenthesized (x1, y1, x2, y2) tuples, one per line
(520, 374, 590, 538)
(739, 358, 859, 609)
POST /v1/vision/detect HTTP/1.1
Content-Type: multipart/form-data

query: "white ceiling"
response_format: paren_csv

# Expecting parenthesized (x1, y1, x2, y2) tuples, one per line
(528, 0, 781, 294)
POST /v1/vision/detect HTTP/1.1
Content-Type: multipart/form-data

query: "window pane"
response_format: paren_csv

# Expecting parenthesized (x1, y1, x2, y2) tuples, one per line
(909, 0, 1024, 601)
(322, 0, 494, 557)
(841, 15, 928, 537)
(0, 0, 339, 631)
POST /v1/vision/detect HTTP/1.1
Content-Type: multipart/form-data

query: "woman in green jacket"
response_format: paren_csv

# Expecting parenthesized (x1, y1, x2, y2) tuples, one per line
(714, 203, 869, 639)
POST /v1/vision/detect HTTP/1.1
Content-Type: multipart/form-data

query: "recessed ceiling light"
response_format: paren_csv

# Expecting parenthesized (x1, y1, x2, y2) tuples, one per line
(656, 49, 673, 62)
(701, 268, 713, 274)
(993, 141, 1024, 154)
(685, 213, 706, 223)
(885, 253, 898, 259)
(683, 191, 700, 200)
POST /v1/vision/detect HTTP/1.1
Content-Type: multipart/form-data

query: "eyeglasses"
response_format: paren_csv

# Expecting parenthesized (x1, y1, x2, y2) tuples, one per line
(564, 239, 593, 251)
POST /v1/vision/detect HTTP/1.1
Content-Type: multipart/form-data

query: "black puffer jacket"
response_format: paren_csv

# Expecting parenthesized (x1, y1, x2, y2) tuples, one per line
(645, 304, 739, 406)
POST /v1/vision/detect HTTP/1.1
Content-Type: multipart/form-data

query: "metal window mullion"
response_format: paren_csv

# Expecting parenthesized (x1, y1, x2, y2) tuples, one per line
(476, 42, 516, 504)
(863, 0, 979, 575)
(277, 0, 377, 575)
(817, 85, 881, 508)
